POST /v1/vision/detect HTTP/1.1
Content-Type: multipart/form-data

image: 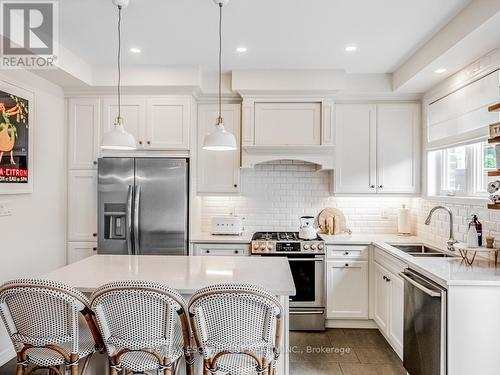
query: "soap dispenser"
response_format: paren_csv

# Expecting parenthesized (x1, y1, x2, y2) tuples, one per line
(467, 215, 479, 248)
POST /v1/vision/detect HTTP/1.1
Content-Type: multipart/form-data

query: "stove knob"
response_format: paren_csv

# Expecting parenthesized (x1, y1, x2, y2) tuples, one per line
(253, 243, 259, 250)
(267, 244, 273, 251)
(303, 243, 310, 250)
(259, 244, 266, 251)
(311, 244, 317, 250)
(318, 244, 324, 250)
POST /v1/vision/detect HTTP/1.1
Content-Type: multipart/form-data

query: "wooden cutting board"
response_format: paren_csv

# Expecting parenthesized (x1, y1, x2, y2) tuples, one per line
(318, 208, 351, 235)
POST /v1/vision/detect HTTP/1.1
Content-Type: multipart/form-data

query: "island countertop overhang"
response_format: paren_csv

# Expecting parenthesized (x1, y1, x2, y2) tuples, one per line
(40, 255, 296, 296)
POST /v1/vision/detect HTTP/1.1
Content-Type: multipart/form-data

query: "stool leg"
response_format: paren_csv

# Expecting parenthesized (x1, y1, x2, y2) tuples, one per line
(15, 364, 24, 375)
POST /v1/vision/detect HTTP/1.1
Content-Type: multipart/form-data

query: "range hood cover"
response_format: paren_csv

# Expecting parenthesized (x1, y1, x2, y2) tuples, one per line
(241, 145, 335, 170)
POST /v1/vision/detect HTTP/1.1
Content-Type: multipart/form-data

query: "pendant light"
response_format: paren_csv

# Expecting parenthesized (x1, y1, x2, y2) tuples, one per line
(202, 0, 237, 151)
(101, 0, 136, 150)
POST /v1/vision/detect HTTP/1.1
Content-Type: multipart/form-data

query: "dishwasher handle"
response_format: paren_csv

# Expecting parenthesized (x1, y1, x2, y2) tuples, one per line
(399, 271, 442, 298)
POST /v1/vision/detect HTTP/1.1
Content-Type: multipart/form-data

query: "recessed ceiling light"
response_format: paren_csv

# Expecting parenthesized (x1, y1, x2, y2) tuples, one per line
(236, 47, 247, 53)
(129, 47, 141, 54)
(345, 45, 357, 52)
(435, 68, 447, 74)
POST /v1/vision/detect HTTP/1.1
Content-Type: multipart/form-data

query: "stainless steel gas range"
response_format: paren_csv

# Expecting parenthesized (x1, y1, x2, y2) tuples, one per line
(251, 232, 325, 331)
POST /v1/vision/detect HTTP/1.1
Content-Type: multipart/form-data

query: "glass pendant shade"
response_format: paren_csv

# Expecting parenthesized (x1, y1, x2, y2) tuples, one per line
(203, 120, 237, 151)
(101, 118, 136, 150)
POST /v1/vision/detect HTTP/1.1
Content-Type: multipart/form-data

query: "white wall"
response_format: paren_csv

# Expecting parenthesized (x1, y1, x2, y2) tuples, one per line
(0, 70, 66, 365)
(200, 160, 418, 234)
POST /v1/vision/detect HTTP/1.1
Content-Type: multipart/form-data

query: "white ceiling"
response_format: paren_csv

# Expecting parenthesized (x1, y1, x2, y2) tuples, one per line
(60, 0, 471, 73)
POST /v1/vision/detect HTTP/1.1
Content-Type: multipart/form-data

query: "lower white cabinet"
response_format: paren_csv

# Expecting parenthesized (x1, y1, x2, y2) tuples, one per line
(373, 256, 405, 358)
(326, 260, 369, 319)
(192, 243, 250, 256)
(67, 242, 97, 264)
(67, 170, 98, 242)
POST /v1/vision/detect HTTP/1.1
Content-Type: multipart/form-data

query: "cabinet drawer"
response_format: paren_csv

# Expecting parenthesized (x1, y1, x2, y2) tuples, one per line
(327, 245, 369, 260)
(193, 243, 250, 256)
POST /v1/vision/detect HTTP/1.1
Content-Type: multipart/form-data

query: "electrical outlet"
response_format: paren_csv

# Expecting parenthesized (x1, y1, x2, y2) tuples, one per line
(0, 202, 12, 217)
(381, 208, 389, 220)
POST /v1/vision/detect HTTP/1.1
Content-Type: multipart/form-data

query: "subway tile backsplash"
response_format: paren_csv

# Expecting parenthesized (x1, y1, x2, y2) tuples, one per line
(200, 161, 418, 234)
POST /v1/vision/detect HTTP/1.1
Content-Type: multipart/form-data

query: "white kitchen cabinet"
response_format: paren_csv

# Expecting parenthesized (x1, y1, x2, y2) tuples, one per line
(377, 103, 420, 193)
(146, 97, 190, 149)
(197, 104, 241, 194)
(254, 102, 321, 146)
(334, 103, 420, 194)
(102, 96, 190, 150)
(193, 243, 250, 256)
(68, 98, 100, 170)
(67, 242, 97, 264)
(373, 253, 405, 358)
(334, 104, 377, 193)
(326, 260, 369, 319)
(67, 170, 97, 242)
(373, 262, 390, 333)
(102, 96, 146, 148)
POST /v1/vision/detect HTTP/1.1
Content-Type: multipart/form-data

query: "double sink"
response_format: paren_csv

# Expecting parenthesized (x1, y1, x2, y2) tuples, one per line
(390, 244, 455, 258)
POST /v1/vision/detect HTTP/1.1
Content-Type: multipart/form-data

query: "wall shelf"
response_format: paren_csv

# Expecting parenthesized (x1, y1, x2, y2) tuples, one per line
(489, 103, 500, 112)
(488, 171, 500, 176)
(488, 204, 500, 210)
(488, 136, 500, 144)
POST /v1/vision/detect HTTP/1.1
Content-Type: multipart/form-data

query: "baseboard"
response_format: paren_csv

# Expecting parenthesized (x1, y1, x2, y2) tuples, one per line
(325, 319, 378, 329)
(0, 345, 15, 367)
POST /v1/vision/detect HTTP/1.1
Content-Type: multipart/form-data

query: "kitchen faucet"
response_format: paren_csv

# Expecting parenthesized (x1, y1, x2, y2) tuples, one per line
(425, 206, 458, 251)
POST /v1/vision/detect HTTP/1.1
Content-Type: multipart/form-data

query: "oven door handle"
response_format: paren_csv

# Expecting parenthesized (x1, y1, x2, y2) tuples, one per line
(290, 310, 324, 315)
(399, 272, 441, 297)
(288, 258, 324, 262)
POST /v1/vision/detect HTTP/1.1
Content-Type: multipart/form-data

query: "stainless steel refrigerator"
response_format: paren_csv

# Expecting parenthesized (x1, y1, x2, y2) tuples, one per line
(97, 158, 188, 256)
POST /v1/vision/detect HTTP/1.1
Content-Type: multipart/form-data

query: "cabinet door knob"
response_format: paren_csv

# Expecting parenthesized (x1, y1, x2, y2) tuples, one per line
(234, 184, 238, 188)
(206, 250, 210, 254)
(92, 233, 97, 237)
(370, 185, 375, 188)
(139, 141, 143, 145)
(379, 185, 383, 188)
(147, 141, 151, 145)
(386, 277, 391, 282)
(93, 161, 97, 166)
(344, 251, 349, 255)
(345, 263, 349, 267)
(234, 250, 239, 254)
(93, 247, 97, 251)
(383, 276, 387, 281)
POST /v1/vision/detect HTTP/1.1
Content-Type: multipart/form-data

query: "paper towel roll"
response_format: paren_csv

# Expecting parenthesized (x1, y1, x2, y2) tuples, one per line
(398, 204, 411, 235)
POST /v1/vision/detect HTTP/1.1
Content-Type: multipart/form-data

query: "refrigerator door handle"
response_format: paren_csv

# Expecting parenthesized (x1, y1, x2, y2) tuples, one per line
(125, 185, 133, 255)
(133, 185, 141, 255)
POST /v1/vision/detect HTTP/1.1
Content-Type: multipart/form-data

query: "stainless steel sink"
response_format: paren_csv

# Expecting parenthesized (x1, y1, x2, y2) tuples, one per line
(390, 244, 454, 258)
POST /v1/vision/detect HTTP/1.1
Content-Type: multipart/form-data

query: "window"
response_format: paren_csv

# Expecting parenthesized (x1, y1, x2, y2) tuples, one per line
(427, 141, 495, 198)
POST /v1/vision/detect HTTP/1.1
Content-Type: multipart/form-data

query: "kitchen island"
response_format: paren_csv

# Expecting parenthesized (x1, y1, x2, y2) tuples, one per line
(42, 255, 295, 375)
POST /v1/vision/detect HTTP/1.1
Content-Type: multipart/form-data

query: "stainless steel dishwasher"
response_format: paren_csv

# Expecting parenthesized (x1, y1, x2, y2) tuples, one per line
(400, 269, 447, 375)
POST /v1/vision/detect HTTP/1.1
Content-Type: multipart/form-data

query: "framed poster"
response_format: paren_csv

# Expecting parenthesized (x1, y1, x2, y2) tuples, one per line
(0, 80, 34, 194)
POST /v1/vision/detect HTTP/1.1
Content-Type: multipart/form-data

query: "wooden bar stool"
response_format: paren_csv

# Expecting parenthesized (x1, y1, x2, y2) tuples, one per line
(90, 280, 194, 375)
(0, 278, 103, 375)
(188, 284, 283, 375)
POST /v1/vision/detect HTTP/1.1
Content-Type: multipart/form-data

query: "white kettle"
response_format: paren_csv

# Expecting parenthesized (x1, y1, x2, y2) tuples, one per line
(299, 216, 317, 240)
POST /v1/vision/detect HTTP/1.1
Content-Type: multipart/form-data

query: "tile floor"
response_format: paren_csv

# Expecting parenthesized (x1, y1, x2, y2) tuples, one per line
(290, 328, 406, 375)
(0, 328, 405, 375)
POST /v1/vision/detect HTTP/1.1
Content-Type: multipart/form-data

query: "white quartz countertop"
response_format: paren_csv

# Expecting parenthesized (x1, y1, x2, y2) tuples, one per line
(41, 255, 296, 295)
(190, 232, 253, 243)
(319, 233, 500, 287)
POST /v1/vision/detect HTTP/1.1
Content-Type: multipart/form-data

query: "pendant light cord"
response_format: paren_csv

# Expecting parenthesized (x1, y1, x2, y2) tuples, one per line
(117, 5, 122, 122)
(218, 2, 222, 125)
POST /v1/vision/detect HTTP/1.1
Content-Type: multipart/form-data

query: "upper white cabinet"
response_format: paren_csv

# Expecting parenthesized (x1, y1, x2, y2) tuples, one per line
(254, 102, 321, 145)
(335, 104, 376, 193)
(146, 97, 190, 149)
(102, 97, 146, 147)
(68, 98, 100, 170)
(334, 103, 420, 194)
(197, 104, 241, 194)
(242, 99, 334, 147)
(102, 96, 191, 150)
(377, 104, 420, 193)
